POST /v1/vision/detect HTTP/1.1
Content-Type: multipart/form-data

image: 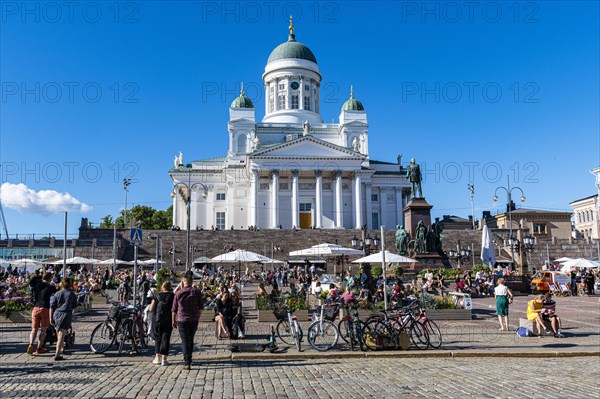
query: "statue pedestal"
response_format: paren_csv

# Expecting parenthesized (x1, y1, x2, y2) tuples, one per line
(403, 198, 433, 239)
(407, 254, 452, 272)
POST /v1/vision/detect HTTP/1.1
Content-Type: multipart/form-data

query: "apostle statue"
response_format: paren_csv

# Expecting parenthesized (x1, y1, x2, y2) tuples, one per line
(352, 137, 360, 152)
(406, 158, 423, 199)
(414, 221, 427, 254)
(395, 225, 409, 255)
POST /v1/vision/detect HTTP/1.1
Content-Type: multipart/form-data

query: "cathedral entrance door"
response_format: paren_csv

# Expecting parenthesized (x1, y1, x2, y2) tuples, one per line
(299, 203, 312, 229)
(299, 213, 312, 229)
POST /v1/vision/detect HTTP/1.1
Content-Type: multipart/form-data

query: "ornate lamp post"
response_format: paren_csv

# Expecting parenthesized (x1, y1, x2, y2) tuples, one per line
(171, 171, 208, 272)
(468, 182, 475, 229)
(123, 178, 133, 228)
(448, 241, 472, 269)
(494, 176, 526, 273)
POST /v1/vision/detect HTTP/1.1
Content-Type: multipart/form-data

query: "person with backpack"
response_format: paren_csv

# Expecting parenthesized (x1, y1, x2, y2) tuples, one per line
(171, 276, 203, 370)
(149, 281, 175, 366)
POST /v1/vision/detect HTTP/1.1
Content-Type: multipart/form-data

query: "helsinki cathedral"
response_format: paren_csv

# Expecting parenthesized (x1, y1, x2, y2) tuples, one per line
(170, 20, 410, 230)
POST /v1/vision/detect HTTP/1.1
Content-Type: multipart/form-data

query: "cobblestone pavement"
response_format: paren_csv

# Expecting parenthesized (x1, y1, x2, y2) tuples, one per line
(0, 356, 598, 398)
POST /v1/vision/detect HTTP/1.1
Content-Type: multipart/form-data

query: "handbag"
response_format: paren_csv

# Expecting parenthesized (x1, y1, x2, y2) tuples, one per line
(508, 296, 513, 304)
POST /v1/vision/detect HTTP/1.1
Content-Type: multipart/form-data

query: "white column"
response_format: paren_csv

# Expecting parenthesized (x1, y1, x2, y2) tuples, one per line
(172, 195, 178, 227)
(396, 187, 404, 227)
(274, 78, 279, 111)
(299, 77, 304, 110)
(250, 170, 258, 228)
(315, 171, 323, 228)
(365, 183, 373, 229)
(271, 170, 279, 228)
(285, 76, 291, 109)
(205, 186, 212, 228)
(190, 190, 197, 229)
(380, 187, 387, 228)
(291, 170, 299, 228)
(310, 80, 316, 112)
(335, 171, 343, 228)
(226, 185, 233, 229)
(264, 83, 269, 114)
(354, 173, 362, 229)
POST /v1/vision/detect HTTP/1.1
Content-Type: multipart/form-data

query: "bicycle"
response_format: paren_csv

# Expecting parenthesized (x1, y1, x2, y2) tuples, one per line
(337, 303, 367, 351)
(90, 302, 148, 354)
(275, 302, 303, 351)
(306, 301, 340, 352)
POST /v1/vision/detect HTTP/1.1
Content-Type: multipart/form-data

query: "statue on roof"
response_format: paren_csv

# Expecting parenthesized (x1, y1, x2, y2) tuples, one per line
(303, 120, 310, 136)
(251, 137, 260, 152)
(352, 137, 360, 152)
(178, 152, 183, 166)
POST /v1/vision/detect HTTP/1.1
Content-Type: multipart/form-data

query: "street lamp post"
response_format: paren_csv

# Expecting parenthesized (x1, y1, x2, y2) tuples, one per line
(494, 175, 526, 274)
(123, 178, 132, 228)
(468, 183, 475, 229)
(150, 233, 161, 273)
(171, 171, 207, 272)
(351, 230, 380, 275)
(448, 240, 472, 269)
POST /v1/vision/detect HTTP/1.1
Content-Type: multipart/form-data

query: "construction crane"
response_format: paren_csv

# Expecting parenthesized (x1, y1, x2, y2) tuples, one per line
(0, 200, 8, 240)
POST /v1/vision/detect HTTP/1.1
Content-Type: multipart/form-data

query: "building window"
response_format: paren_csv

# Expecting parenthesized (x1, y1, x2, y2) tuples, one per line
(237, 135, 246, 153)
(322, 183, 331, 190)
(371, 194, 378, 202)
(279, 182, 289, 190)
(216, 193, 226, 201)
(279, 84, 284, 90)
(269, 97, 274, 112)
(533, 223, 547, 234)
(216, 212, 226, 230)
(305, 84, 310, 91)
(303, 96, 310, 110)
(372, 213, 379, 229)
(291, 95, 299, 109)
(259, 183, 269, 190)
(278, 95, 285, 109)
(299, 203, 311, 212)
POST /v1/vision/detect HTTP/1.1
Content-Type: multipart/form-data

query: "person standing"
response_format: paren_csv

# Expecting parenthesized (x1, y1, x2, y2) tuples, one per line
(149, 281, 175, 366)
(27, 272, 56, 355)
(494, 278, 513, 331)
(49, 278, 78, 361)
(171, 276, 203, 370)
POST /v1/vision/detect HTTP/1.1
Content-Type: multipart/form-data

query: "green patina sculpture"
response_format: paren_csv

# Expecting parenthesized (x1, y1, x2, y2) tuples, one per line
(406, 158, 423, 199)
(395, 225, 409, 255)
(414, 220, 428, 254)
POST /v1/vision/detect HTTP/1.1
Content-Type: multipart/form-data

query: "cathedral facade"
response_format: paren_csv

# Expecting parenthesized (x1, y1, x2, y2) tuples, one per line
(170, 22, 410, 230)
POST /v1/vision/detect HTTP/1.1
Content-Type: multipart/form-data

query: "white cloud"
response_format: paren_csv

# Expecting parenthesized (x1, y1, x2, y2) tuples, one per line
(0, 183, 92, 214)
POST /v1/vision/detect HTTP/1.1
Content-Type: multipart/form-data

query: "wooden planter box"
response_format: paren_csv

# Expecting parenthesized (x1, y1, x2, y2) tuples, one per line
(257, 309, 310, 323)
(7, 311, 32, 323)
(426, 309, 472, 320)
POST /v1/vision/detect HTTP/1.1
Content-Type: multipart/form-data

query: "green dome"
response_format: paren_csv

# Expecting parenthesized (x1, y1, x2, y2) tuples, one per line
(342, 87, 364, 111)
(231, 85, 254, 108)
(267, 33, 317, 64)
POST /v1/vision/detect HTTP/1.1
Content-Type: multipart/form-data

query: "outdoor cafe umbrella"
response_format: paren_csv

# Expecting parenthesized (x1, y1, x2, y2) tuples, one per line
(351, 250, 416, 265)
(560, 258, 600, 269)
(289, 243, 363, 274)
(480, 224, 496, 267)
(211, 249, 276, 276)
(10, 258, 42, 273)
(554, 257, 574, 263)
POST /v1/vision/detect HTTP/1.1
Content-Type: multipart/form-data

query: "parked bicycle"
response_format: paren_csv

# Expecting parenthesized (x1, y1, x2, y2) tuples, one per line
(90, 301, 148, 354)
(307, 301, 340, 352)
(275, 301, 303, 351)
(337, 304, 367, 351)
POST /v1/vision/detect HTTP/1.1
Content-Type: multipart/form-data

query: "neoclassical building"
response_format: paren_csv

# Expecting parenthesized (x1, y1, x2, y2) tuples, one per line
(170, 22, 410, 230)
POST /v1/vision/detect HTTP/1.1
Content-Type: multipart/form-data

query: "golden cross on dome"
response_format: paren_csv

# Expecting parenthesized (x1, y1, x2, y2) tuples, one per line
(240, 82, 244, 95)
(350, 85, 354, 98)
(289, 15, 294, 34)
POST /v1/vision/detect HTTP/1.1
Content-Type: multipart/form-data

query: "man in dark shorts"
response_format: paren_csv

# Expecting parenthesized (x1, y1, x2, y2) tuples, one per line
(27, 272, 56, 354)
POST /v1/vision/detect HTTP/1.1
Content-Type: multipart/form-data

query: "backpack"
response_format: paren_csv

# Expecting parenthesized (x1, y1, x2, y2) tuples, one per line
(155, 294, 171, 326)
(516, 326, 532, 337)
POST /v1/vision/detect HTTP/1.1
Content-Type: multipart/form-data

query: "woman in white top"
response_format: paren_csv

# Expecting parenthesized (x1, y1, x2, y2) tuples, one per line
(494, 278, 513, 331)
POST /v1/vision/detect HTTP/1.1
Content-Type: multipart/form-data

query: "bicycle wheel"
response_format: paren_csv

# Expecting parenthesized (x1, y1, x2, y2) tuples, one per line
(408, 321, 429, 350)
(307, 320, 339, 352)
(276, 319, 292, 345)
(355, 321, 367, 352)
(337, 319, 350, 343)
(422, 319, 442, 349)
(362, 320, 394, 351)
(90, 321, 116, 354)
(293, 322, 302, 351)
(131, 318, 147, 354)
(118, 319, 133, 354)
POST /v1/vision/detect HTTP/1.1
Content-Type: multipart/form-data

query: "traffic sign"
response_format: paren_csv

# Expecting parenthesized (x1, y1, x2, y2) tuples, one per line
(130, 228, 143, 245)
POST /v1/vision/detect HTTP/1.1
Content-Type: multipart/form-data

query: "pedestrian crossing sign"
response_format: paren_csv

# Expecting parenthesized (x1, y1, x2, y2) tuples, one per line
(130, 228, 143, 245)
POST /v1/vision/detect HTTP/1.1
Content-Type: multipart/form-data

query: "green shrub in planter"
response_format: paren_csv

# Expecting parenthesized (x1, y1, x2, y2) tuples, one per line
(371, 266, 383, 278)
(435, 296, 457, 309)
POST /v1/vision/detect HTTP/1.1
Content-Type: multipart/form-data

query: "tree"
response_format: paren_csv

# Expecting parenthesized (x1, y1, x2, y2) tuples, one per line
(98, 215, 114, 228)
(111, 205, 173, 230)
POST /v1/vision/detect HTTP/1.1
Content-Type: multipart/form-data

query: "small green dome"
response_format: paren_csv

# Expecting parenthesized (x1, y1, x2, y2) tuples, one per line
(267, 19, 317, 64)
(342, 86, 364, 111)
(231, 84, 254, 108)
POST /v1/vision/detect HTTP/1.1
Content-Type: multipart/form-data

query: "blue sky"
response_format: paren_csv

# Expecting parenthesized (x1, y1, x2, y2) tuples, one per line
(1, 0, 599, 237)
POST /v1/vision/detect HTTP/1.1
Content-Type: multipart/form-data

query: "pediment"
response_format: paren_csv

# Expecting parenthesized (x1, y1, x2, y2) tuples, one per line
(342, 120, 368, 127)
(251, 136, 364, 159)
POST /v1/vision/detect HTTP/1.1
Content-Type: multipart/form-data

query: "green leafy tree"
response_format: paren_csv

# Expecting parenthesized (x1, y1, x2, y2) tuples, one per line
(98, 215, 114, 228)
(113, 205, 173, 230)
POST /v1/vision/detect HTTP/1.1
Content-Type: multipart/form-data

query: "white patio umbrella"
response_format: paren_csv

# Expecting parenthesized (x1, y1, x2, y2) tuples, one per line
(98, 259, 131, 265)
(352, 250, 416, 264)
(554, 257, 574, 263)
(480, 225, 496, 267)
(0, 258, 11, 268)
(211, 249, 277, 276)
(10, 258, 42, 273)
(289, 243, 364, 257)
(560, 258, 600, 269)
(64, 257, 98, 264)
